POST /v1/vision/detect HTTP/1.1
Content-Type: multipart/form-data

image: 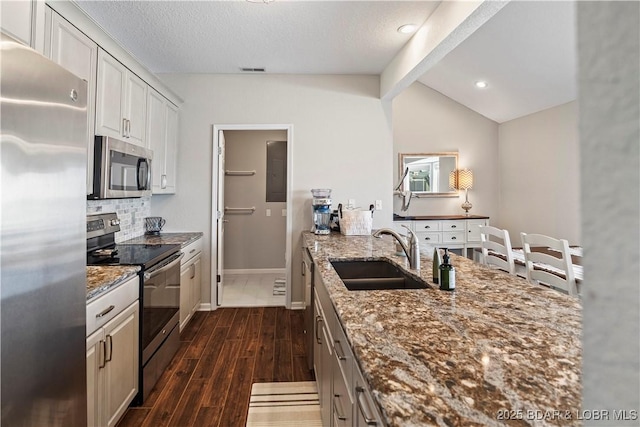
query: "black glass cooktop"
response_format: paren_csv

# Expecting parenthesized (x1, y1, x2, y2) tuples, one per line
(87, 244, 180, 269)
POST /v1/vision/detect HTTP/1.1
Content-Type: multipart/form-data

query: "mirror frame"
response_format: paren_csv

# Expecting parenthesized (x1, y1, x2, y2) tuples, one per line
(398, 152, 459, 197)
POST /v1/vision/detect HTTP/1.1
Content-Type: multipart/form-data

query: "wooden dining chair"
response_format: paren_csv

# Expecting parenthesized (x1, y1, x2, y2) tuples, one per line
(520, 232, 578, 296)
(479, 225, 515, 274)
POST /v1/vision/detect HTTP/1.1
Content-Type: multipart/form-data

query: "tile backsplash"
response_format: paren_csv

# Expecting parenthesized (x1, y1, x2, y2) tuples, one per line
(87, 197, 151, 242)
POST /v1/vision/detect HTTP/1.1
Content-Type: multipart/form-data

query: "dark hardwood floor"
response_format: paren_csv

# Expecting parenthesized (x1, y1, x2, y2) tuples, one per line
(117, 307, 314, 427)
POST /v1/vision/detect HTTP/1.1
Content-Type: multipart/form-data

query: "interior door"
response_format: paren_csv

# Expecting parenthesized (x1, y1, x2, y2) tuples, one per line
(216, 130, 226, 305)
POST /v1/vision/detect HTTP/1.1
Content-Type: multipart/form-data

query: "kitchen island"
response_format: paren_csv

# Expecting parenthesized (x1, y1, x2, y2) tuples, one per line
(303, 231, 581, 427)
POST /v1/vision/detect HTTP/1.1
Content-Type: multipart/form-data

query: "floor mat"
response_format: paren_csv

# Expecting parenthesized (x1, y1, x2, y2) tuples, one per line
(246, 381, 321, 427)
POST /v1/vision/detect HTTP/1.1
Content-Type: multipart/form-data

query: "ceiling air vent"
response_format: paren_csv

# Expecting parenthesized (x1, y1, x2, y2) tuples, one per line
(240, 67, 266, 73)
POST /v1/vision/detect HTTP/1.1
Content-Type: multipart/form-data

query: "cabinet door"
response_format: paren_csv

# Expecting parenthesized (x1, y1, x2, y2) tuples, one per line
(163, 102, 178, 193)
(147, 88, 167, 192)
(1, 0, 33, 46)
(179, 263, 193, 331)
(96, 48, 126, 139)
(466, 219, 488, 243)
(104, 301, 139, 427)
(86, 329, 104, 427)
(46, 8, 97, 194)
(191, 255, 202, 315)
(125, 72, 147, 147)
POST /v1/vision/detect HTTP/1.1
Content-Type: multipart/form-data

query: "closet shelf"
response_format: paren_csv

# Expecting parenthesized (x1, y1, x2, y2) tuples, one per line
(225, 206, 256, 214)
(225, 170, 256, 176)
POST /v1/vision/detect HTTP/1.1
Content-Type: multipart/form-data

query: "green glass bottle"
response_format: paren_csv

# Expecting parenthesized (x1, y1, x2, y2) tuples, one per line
(439, 248, 455, 291)
(432, 247, 441, 284)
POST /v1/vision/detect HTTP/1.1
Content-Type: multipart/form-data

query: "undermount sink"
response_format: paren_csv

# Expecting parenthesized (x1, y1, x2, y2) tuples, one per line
(330, 259, 429, 291)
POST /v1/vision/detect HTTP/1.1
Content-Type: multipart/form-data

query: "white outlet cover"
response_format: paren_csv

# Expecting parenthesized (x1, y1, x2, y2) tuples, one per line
(348, 199, 355, 208)
(282, 209, 287, 216)
(266, 209, 271, 216)
(375, 200, 382, 210)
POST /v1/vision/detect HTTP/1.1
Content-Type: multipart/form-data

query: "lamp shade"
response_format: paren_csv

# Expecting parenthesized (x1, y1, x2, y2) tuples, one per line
(449, 170, 457, 190)
(458, 169, 473, 190)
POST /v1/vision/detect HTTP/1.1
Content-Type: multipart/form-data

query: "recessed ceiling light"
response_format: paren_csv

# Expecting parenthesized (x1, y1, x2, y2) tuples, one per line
(397, 24, 418, 34)
(475, 81, 488, 89)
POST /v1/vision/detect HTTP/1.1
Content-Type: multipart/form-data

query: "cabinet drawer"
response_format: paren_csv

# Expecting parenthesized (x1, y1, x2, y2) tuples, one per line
(414, 221, 442, 232)
(442, 231, 465, 244)
(332, 320, 353, 400)
(415, 232, 441, 244)
(181, 238, 202, 263)
(86, 275, 139, 336)
(441, 220, 465, 231)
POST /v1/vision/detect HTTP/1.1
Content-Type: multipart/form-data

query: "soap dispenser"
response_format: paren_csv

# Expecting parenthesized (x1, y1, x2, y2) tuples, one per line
(439, 248, 455, 291)
(432, 247, 441, 284)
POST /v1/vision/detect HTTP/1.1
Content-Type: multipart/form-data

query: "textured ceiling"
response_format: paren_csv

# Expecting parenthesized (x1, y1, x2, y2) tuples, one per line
(75, 0, 441, 74)
(75, 0, 577, 123)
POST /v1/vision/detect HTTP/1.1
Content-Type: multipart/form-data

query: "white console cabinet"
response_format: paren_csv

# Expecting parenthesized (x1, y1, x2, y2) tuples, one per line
(393, 215, 489, 257)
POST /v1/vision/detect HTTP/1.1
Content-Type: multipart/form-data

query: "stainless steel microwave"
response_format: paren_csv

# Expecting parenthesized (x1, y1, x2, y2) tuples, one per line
(89, 136, 153, 199)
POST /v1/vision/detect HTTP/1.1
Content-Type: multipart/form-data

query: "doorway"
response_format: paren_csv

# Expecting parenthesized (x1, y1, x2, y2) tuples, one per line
(211, 124, 293, 309)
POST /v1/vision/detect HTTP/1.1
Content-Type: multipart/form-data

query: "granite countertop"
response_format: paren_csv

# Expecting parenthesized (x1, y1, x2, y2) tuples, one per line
(122, 232, 203, 247)
(86, 265, 140, 302)
(303, 231, 582, 427)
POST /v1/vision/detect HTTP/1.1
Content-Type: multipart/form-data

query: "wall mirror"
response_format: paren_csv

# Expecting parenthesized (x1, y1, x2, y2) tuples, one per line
(398, 152, 458, 197)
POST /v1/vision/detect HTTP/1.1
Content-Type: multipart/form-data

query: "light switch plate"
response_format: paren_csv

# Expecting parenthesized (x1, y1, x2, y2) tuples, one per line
(375, 200, 382, 210)
(282, 209, 287, 216)
(266, 209, 271, 217)
(348, 199, 355, 209)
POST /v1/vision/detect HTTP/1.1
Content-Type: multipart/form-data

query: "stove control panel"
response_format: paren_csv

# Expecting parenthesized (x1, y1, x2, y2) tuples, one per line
(87, 212, 121, 239)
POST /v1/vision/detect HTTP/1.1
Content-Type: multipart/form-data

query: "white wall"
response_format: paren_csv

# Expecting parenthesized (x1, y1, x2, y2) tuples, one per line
(151, 74, 393, 306)
(392, 82, 500, 221)
(499, 101, 580, 245)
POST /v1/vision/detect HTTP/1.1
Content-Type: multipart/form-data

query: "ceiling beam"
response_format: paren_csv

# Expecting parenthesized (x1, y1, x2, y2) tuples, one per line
(380, 0, 509, 101)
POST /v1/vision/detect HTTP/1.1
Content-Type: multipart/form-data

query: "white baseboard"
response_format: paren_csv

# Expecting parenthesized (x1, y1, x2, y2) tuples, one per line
(290, 301, 305, 310)
(224, 268, 286, 275)
(197, 303, 213, 311)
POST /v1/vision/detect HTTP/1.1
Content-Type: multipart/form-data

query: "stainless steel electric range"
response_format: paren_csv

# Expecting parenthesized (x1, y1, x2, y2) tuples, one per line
(87, 212, 183, 404)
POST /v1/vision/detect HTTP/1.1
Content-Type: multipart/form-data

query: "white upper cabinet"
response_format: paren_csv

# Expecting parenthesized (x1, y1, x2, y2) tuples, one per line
(44, 6, 97, 194)
(1, 0, 45, 52)
(164, 102, 178, 193)
(146, 87, 178, 194)
(125, 71, 147, 146)
(96, 48, 147, 147)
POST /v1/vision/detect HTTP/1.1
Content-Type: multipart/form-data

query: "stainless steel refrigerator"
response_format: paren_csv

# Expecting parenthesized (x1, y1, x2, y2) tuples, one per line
(1, 33, 88, 425)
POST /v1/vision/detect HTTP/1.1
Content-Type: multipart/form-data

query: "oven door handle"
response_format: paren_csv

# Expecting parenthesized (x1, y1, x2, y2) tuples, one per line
(144, 252, 184, 281)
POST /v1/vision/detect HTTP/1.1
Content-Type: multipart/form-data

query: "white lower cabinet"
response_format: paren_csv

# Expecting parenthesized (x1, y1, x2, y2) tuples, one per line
(314, 274, 384, 427)
(179, 238, 203, 331)
(86, 276, 139, 427)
